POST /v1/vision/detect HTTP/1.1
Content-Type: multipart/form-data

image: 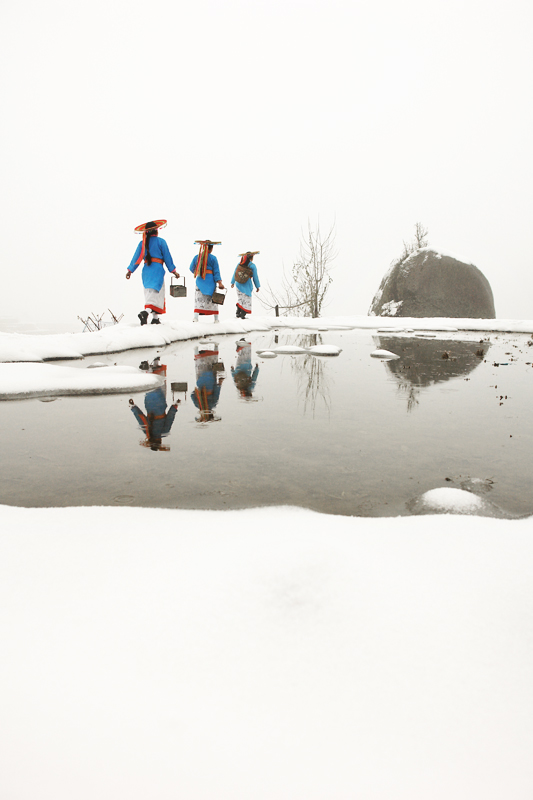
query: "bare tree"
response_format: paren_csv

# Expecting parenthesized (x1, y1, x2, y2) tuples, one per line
(398, 222, 429, 263)
(260, 221, 337, 318)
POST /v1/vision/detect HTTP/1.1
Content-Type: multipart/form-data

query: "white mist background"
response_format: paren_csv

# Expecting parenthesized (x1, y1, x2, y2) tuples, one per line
(1, 0, 532, 324)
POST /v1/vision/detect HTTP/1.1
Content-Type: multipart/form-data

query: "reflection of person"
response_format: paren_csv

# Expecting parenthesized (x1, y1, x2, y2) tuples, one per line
(231, 251, 260, 318)
(191, 344, 224, 422)
(231, 340, 259, 399)
(190, 240, 225, 323)
(129, 359, 179, 450)
(126, 220, 180, 325)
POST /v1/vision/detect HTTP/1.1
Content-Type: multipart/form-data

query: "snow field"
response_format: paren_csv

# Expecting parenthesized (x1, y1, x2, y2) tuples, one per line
(1, 504, 532, 799)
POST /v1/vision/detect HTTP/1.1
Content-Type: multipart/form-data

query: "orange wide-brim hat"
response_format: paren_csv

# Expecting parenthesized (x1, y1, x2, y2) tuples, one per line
(135, 220, 167, 233)
(238, 250, 260, 256)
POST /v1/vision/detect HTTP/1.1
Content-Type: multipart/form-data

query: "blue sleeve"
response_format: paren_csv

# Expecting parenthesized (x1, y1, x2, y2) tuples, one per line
(160, 239, 177, 273)
(190, 256, 198, 274)
(252, 264, 260, 289)
(128, 242, 142, 272)
(162, 405, 178, 435)
(231, 267, 237, 284)
(250, 364, 260, 392)
(211, 255, 221, 282)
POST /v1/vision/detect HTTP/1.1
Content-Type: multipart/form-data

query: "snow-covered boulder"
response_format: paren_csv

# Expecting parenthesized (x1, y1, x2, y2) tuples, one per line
(369, 247, 496, 318)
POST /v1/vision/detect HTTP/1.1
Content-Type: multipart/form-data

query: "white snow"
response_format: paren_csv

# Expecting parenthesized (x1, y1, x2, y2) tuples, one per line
(421, 487, 485, 512)
(371, 348, 400, 359)
(305, 344, 342, 356)
(0, 363, 161, 400)
(1, 504, 533, 799)
(1, 314, 532, 366)
(380, 299, 404, 316)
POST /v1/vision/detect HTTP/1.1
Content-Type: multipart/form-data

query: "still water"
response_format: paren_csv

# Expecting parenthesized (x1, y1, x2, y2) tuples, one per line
(1, 329, 532, 516)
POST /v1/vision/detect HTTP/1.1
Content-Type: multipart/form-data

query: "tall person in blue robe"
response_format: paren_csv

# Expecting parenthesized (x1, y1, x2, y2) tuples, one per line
(126, 220, 180, 325)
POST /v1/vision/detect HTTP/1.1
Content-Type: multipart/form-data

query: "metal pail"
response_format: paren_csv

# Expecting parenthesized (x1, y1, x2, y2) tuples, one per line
(211, 288, 226, 305)
(170, 276, 187, 298)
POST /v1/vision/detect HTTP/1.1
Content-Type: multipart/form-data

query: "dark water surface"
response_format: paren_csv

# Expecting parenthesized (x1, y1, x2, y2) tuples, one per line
(1, 329, 532, 516)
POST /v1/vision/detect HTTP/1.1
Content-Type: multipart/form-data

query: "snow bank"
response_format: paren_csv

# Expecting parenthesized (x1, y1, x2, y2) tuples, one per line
(1, 504, 532, 799)
(0, 363, 161, 399)
(1, 315, 533, 364)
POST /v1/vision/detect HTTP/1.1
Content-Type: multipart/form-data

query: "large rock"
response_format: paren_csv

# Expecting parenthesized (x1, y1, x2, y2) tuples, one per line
(369, 247, 496, 318)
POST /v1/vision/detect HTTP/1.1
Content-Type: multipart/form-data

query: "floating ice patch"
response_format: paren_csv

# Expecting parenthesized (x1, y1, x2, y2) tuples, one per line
(270, 345, 308, 355)
(370, 349, 400, 359)
(0, 363, 162, 400)
(305, 345, 342, 357)
(408, 487, 512, 518)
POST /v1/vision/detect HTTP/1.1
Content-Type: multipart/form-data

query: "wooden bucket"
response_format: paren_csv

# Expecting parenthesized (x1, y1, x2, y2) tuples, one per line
(213, 362, 225, 372)
(170, 276, 187, 298)
(211, 288, 226, 305)
(171, 382, 188, 393)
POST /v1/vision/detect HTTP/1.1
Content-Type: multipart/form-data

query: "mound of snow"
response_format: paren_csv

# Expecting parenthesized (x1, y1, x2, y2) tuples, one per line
(305, 344, 342, 356)
(371, 349, 399, 359)
(271, 345, 308, 354)
(408, 488, 513, 518)
(0, 363, 161, 400)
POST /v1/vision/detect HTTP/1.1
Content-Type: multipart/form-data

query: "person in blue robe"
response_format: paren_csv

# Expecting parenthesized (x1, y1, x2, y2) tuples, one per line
(190, 240, 225, 322)
(126, 220, 179, 325)
(230, 251, 260, 318)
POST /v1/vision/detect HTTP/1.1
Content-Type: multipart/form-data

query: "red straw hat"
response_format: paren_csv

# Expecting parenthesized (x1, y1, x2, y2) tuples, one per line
(135, 219, 167, 233)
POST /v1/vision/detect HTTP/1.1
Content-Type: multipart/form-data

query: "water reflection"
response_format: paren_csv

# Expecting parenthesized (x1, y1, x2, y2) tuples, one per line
(129, 358, 179, 451)
(192, 342, 225, 423)
(231, 340, 260, 400)
(377, 336, 491, 412)
(290, 333, 331, 415)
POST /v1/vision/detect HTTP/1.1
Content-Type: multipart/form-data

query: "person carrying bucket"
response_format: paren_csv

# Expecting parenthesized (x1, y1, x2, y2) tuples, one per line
(190, 240, 225, 323)
(230, 251, 260, 318)
(126, 220, 180, 325)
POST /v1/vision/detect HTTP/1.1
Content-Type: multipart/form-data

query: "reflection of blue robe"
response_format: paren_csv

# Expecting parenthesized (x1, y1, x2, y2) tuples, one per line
(191, 371, 222, 411)
(131, 386, 178, 440)
(128, 237, 177, 291)
(232, 363, 259, 396)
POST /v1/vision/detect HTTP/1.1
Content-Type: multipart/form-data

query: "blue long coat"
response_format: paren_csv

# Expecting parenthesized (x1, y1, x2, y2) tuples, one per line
(231, 263, 260, 296)
(128, 237, 177, 291)
(190, 254, 222, 296)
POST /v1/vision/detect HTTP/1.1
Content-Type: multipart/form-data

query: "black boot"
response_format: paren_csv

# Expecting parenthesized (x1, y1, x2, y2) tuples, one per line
(151, 317, 161, 324)
(138, 310, 148, 326)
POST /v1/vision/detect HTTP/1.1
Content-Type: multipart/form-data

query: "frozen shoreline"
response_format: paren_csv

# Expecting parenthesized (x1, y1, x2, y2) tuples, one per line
(1, 313, 532, 363)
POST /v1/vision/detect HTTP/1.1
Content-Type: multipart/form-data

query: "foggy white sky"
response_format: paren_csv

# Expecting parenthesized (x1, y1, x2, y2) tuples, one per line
(1, 0, 532, 324)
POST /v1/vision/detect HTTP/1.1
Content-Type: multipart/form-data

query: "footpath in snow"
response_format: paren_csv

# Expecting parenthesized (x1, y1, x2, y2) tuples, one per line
(1, 314, 532, 363)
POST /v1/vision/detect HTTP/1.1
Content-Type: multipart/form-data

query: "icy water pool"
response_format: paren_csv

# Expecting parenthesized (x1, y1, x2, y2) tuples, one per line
(1, 328, 532, 516)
